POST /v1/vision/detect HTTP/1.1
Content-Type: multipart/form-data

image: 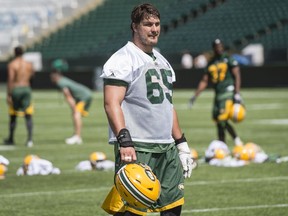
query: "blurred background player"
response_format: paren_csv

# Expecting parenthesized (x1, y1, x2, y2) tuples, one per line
(204, 140, 247, 167)
(75, 151, 114, 171)
(16, 154, 60, 176)
(4, 46, 34, 147)
(50, 59, 93, 145)
(233, 142, 268, 163)
(0, 155, 10, 179)
(189, 39, 244, 146)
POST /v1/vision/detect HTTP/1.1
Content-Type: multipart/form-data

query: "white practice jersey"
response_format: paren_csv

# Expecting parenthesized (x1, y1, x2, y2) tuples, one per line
(75, 160, 115, 171)
(16, 158, 61, 176)
(101, 41, 176, 144)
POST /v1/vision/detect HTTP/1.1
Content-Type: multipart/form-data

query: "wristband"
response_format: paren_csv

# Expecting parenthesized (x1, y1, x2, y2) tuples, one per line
(175, 133, 187, 145)
(117, 128, 134, 148)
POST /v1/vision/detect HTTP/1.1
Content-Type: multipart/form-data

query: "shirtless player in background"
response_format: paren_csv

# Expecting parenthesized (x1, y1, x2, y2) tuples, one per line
(4, 46, 35, 147)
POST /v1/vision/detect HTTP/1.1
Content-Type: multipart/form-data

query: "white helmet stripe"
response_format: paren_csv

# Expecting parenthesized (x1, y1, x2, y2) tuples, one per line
(233, 104, 240, 121)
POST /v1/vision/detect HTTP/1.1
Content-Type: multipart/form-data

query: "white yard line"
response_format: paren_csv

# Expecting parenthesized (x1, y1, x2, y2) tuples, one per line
(174, 103, 286, 110)
(1, 187, 110, 198)
(2, 176, 288, 198)
(254, 119, 288, 125)
(185, 176, 288, 186)
(179, 204, 288, 214)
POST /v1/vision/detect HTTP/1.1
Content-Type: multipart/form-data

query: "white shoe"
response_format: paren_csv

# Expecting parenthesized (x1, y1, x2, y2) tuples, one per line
(26, 141, 34, 148)
(234, 137, 243, 146)
(65, 135, 82, 145)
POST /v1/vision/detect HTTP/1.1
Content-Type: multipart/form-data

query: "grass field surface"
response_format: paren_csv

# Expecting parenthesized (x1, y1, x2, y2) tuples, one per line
(0, 87, 287, 216)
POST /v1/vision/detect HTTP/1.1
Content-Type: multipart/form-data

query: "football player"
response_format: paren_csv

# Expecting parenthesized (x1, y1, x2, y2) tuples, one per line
(4, 46, 34, 147)
(50, 59, 93, 145)
(189, 39, 244, 146)
(0, 155, 10, 179)
(205, 140, 247, 167)
(75, 152, 114, 171)
(101, 3, 193, 216)
(16, 155, 60, 176)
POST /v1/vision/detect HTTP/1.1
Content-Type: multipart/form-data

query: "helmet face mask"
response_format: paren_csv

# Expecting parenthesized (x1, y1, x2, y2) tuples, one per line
(115, 163, 161, 209)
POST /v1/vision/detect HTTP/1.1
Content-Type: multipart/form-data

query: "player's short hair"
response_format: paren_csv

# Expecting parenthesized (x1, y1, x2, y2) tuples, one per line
(14, 46, 24, 57)
(130, 3, 160, 32)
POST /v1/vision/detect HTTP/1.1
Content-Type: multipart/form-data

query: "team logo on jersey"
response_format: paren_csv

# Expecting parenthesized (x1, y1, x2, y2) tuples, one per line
(108, 70, 115, 77)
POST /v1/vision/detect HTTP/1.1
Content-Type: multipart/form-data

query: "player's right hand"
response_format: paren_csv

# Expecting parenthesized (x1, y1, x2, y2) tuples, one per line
(188, 96, 196, 109)
(120, 147, 137, 163)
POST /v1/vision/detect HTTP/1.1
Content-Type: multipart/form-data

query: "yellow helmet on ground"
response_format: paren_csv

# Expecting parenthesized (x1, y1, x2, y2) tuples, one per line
(0, 164, 7, 179)
(24, 155, 39, 165)
(190, 148, 199, 160)
(229, 103, 246, 123)
(232, 145, 244, 159)
(239, 146, 256, 161)
(89, 152, 106, 164)
(245, 142, 262, 153)
(115, 163, 161, 209)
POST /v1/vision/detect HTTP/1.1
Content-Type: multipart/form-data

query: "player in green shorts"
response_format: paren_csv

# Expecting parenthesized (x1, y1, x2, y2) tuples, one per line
(4, 46, 34, 147)
(189, 39, 244, 146)
(101, 3, 194, 216)
(50, 59, 93, 145)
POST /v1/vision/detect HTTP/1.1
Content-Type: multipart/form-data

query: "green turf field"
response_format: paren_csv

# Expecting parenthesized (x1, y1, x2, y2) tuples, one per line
(0, 88, 287, 216)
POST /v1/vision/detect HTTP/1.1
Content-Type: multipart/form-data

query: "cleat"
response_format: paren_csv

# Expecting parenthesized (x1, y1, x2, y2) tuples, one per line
(65, 135, 82, 145)
(26, 141, 34, 148)
(3, 139, 14, 145)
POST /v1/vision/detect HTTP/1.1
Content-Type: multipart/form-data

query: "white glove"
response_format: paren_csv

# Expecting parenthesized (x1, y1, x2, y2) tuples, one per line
(177, 142, 193, 178)
(234, 93, 242, 103)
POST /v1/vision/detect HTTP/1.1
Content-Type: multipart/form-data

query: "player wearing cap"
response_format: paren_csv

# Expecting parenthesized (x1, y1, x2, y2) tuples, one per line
(50, 59, 93, 145)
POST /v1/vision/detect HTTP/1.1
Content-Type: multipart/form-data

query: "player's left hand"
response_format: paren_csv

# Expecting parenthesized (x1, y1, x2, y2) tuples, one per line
(177, 142, 193, 178)
(234, 93, 242, 103)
